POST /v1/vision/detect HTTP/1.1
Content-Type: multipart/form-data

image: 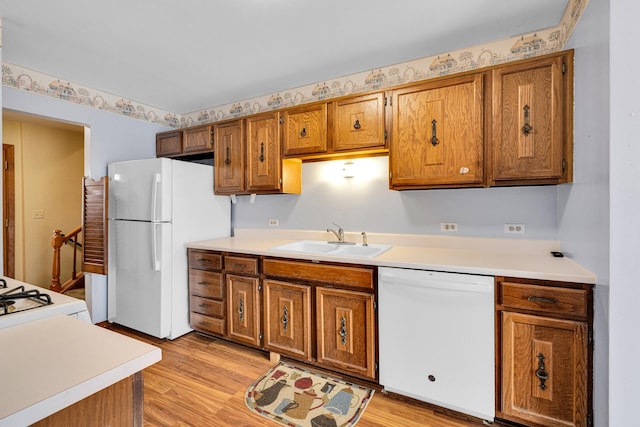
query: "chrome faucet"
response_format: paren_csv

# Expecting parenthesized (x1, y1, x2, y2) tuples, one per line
(327, 223, 345, 243)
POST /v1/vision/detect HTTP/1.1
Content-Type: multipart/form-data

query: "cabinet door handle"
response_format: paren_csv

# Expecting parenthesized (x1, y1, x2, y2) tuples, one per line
(281, 306, 289, 331)
(430, 119, 439, 146)
(536, 352, 549, 390)
(300, 127, 307, 137)
(522, 104, 533, 136)
(527, 295, 559, 304)
(238, 297, 245, 322)
(259, 142, 265, 162)
(353, 119, 361, 130)
(339, 316, 347, 345)
(225, 147, 231, 165)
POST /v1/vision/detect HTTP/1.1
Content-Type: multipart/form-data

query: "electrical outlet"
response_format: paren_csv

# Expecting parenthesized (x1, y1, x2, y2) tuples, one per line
(504, 223, 525, 234)
(32, 209, 45, 219)
(268, 219, 279, 227)
(440, 222, 458, 232)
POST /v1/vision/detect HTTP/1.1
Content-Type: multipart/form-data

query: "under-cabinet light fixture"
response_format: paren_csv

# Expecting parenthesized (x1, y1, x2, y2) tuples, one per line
(342, 161, 355, 178)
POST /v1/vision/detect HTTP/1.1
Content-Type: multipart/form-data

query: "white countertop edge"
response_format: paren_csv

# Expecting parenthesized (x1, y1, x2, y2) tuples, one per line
(186, 232, 596, 284)
(2, 349, 161, 427)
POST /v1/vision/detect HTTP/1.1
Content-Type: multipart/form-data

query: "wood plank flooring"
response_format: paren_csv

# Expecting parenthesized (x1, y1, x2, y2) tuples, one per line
(105, 324, 483, 427)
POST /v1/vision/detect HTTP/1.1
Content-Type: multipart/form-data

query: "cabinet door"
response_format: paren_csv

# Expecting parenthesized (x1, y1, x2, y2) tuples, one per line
(333, 93, 386, 151)
(282, 103, 327, 156)
(491, 54, 568, 184)
(156, 130, 182, 157)
(183, 125, 213, 154)
(390, 74, 484, 189)
(316, 287, 376, 380)
(501, 311, 588, 427)
(214, 120, 245, 194)
(226, 274, 261, 347)
(246, 112, 282, 192)
(263, 279, 312, 360)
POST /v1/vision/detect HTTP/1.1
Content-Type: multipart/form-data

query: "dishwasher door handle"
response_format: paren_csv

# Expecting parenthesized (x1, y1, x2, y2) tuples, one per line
(379, 274, 493, 294)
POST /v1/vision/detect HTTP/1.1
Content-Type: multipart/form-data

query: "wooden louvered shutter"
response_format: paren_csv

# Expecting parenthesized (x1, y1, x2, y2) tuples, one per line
(82, 176, 108, 274)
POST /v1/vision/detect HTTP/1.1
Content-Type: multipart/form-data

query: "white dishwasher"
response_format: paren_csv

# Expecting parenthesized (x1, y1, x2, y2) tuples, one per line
(378, 267, 495, 422)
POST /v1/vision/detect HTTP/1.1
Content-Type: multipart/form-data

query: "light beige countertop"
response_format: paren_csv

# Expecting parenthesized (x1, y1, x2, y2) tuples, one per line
(186, 228, 596, 284)
(0, 315, 161, 426)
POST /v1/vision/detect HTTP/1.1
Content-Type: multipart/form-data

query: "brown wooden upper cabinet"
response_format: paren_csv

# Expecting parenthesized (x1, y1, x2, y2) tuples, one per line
(156, 130, 183, 157)
(183, 125, 213, 154)
(389, 73, 484, 189)
(333, 92, 386, 152)
(282, 103, 328, 156)
(214, 119, 245, 194)
(156, 125, 213, 157)
(489, 50, 573, 185)
(213, 114, 301, 195)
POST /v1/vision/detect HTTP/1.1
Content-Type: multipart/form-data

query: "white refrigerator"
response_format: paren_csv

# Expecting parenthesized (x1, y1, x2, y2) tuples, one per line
(107, 158, 230, 339)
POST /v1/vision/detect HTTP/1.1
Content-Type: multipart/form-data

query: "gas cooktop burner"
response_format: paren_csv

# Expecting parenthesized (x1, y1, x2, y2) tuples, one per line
(0, 278, 53, 316)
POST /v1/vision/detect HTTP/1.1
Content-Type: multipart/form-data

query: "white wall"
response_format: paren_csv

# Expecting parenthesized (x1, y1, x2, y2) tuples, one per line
(561, 0, 611, 424)
(609, 0, 640, 425)
(234, 157, 560, 239)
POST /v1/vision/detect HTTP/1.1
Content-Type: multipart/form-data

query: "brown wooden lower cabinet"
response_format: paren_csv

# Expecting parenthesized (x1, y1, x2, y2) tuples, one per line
(496, 277, 593, 427)
(227, 273, 261, 347)
(32, 373, 143, 427)
(316, 287, 376, 381)
(263, 279, 312, 360)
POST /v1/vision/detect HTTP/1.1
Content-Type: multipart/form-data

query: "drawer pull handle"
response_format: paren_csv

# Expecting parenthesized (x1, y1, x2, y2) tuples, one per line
(197, 258, 210, 263)
(198, 303, 208, 308)
(527, 296, 559, 304)
(339, 316, 347, 345)
(536, 353, 549, 390)
(201, 321, 211, 327)
(197, 281, 209, 286)
(282, 306, 289, 331)
(231, 263, 245, 270)
(238, 297, 245, 322)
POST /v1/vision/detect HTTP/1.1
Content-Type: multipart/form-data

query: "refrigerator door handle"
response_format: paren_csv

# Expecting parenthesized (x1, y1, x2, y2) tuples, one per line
(151, 173, 161, 222)
(152, 223, 161, 271)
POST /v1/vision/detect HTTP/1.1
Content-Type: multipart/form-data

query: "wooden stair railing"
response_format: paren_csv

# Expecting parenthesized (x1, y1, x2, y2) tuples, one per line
(51, 226, 85, 294)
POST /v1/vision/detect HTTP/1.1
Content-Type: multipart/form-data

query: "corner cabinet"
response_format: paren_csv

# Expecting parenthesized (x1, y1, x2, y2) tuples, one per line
(496, 277, 593, 427)
(489, 50, 573, 185)
(389, 73, 484, 189)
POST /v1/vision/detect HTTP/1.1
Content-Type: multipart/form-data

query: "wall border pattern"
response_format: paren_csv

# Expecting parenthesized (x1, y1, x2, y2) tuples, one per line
(2, 0, 587, 129)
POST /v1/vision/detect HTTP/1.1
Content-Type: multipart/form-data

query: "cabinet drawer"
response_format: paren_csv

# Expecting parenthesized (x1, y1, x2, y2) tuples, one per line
(190, 312, 225, 336)
(190, 295, 225, 318)
(224, 255, 259, 275)
(263, 259, 374, 290)
(188, 250, 222, 271)
(500, 282, 588, 317)
(189, 270, 224, 299)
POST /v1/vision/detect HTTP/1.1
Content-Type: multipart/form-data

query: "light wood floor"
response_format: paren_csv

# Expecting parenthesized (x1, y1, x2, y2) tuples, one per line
(106, 325, 483, 427)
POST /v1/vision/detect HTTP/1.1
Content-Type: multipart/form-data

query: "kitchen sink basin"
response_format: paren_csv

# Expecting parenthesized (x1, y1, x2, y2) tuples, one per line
(269, 240, 392, 258)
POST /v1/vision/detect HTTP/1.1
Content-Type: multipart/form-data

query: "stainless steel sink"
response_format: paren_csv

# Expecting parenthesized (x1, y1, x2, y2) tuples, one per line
(269, 240, 392, 258)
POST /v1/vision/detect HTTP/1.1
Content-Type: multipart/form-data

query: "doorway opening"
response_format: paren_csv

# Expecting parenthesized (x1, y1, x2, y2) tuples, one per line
(2, 110, 85, 288)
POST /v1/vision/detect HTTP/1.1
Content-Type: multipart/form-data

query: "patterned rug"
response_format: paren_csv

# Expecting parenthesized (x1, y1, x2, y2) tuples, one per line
(245, 362, 374, 427)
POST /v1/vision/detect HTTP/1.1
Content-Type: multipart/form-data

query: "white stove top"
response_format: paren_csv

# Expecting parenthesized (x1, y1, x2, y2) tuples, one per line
(0, 277, 91, 329)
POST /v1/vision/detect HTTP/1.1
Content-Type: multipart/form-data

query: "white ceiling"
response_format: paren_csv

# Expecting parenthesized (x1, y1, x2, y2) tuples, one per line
(0, 0, 569, 115)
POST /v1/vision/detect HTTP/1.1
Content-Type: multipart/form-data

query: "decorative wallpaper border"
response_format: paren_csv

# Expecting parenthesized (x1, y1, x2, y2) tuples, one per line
(1, 0, 587, 129)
